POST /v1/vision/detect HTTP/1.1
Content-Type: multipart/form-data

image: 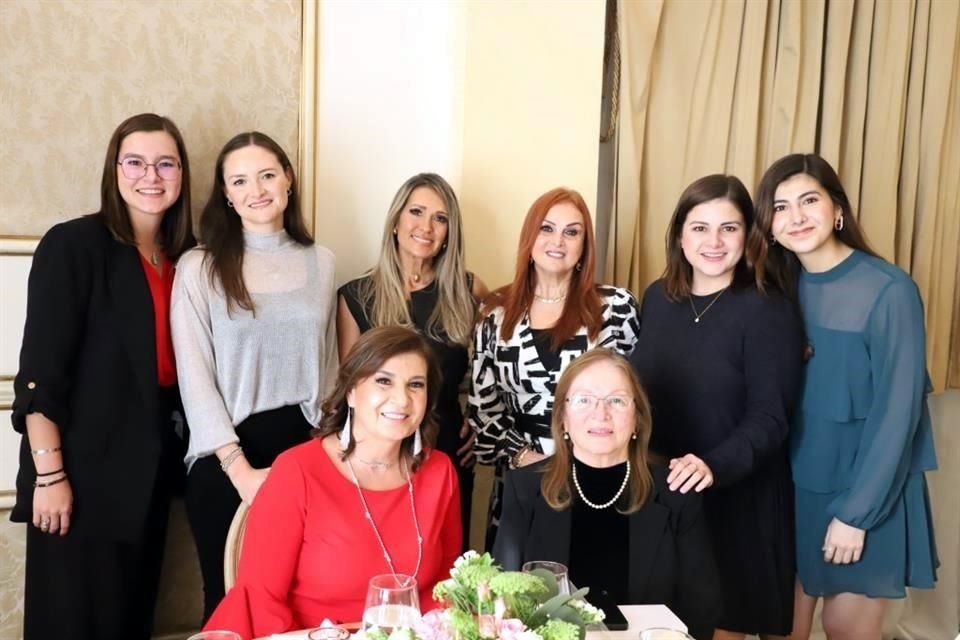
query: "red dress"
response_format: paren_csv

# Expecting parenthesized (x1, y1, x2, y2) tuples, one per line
(206, 439, 462, 638)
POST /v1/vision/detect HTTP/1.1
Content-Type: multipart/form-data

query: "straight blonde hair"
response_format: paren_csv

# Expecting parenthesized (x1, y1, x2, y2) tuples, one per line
(358, 174, 475, 345)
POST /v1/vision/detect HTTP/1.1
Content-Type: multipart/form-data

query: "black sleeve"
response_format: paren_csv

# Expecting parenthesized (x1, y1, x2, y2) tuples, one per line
(491, 468, 534, 570)
(338, 277, 373, 333)
(701, 292, 803, 487)
(668, 491, 722, 640)
(12, 222, 92, 433)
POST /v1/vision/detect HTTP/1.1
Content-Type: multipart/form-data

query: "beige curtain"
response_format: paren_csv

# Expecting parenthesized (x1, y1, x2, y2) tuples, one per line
(612, 0, 960, 392)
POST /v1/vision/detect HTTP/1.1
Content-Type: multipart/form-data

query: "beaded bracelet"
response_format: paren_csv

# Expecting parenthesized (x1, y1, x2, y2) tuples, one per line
(34, 474, 67, 488)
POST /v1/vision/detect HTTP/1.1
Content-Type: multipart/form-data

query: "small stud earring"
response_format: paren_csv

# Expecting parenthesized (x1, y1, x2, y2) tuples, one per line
(563, 432, 570, 441)
(227, 200, 234, 209)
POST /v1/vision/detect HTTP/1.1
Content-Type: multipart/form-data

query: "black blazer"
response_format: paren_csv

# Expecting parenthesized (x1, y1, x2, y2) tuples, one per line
(492, 462, 722, 640)
(11, 214, 180, 541)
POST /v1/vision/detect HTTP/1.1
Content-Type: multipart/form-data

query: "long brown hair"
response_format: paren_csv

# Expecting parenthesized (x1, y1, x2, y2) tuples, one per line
(485, 188, 603, 351)
(541, 349, 654, 514)
(200, 131, 313, 313)
(312, 326, 441, 471)
(357, 173, 476, 345)
(748, 153, 878, 300)
(100, 113, 195, 259)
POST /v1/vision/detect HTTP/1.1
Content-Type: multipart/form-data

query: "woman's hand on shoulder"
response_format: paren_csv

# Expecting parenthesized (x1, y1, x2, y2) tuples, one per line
(33, 476, 73, 537)
(823, 517, 865, 564)
(667, 453, 714, 493)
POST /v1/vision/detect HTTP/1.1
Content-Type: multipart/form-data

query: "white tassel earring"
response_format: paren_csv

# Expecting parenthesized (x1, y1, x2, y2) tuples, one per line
(339, 408, 353, 450)
(413, 427, 423, 456)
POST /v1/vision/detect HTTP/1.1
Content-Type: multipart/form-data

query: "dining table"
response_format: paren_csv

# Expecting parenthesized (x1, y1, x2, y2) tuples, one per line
(256, 604, 688, 639)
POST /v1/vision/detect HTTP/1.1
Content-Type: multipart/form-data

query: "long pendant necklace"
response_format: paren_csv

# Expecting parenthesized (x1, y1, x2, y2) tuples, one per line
(571, 460, 631, 509)
(347, 458, 423, 581)
(689, 287, 727, 323)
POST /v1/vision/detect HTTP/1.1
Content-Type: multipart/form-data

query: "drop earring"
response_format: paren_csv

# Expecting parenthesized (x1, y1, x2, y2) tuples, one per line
(834, 214, 844, 231)
(413, 427, 423, 455)
(339, 408, 353, 450)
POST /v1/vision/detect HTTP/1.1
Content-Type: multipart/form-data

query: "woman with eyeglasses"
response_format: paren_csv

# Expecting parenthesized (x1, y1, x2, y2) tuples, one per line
(469, 188, 640, 549)
(629, 175, 803, 639)
(171, 131, 337, 621)
(10, 113, 195, 639)
(493, 349, 721, 640)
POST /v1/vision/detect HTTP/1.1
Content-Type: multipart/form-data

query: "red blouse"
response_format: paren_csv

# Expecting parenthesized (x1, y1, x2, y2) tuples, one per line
(206, 440, 462, 639)
(138, 254, 176, 386)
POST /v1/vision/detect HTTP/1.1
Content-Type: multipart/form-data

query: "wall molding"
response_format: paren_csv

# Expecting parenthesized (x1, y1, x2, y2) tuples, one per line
(0, 375, 12, 411)
(0, 236, 39, 256)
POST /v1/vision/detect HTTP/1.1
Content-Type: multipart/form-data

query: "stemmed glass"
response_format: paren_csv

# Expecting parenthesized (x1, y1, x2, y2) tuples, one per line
(521, 560, 571, 595)
(362, 574, 421, 632)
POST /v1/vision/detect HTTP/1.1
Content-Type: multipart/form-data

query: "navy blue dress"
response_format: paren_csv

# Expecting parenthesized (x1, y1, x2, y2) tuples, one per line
(791, 250, 938, 597)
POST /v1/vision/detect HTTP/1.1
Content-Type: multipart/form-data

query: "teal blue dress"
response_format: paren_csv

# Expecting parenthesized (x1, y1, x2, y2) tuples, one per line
(792, 249, 938, 597)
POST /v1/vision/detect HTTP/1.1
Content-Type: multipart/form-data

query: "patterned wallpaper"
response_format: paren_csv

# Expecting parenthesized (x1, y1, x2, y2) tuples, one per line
(0, 0, 302, 237)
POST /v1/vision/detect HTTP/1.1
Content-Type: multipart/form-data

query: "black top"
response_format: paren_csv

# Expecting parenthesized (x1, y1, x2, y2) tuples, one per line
(11, 214, 181, 541)
(569, 459, 630, 603)
(529, 328, 562, 374)
(629, 281, 802, 488)
(339, 275, 472, 459)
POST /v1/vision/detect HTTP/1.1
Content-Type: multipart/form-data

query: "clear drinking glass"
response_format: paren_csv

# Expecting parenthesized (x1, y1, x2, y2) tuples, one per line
(521, 560, 571, 595)
(638, 628, 695, 640)
(362, 573, 421, 632)
(186, 632, 242, 640)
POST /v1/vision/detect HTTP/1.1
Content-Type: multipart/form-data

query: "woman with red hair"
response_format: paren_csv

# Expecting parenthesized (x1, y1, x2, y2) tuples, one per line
(469, 188, 640, 547)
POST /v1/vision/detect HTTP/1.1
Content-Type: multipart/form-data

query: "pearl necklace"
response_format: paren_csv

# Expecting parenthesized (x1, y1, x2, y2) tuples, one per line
(571, 460, 631, 509)
(346, 458, 423, 581)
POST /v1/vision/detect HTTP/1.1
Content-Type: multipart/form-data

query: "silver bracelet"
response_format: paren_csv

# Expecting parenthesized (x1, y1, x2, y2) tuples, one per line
(31, 446, 61, 456)
(220, 447, 244, 473)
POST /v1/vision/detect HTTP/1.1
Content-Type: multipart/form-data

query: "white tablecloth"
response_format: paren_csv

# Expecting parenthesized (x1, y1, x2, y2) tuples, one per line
(262, 604, 687, 639)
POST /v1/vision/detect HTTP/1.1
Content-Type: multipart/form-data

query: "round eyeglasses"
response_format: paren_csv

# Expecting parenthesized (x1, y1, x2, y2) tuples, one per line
(117, 157, 181, 181)
(565, 393, 634, 413)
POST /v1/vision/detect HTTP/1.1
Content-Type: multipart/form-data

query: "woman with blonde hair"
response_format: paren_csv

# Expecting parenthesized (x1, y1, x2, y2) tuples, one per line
(493, 349, 721, 640)
(469, 187, 639, 547)
(338, 173, 486, 548)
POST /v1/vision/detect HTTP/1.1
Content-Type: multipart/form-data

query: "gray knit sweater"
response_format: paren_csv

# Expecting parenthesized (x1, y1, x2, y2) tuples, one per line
(171, 229, 337, 470)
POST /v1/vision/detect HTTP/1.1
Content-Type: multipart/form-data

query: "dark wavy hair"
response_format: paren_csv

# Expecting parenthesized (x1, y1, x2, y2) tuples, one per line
(748, 153, 877, 299)
(100, 113, 195, 258)
(312, 326, 442, 471)
(200, 131, 313, 313)
(662, 174, 755, 301)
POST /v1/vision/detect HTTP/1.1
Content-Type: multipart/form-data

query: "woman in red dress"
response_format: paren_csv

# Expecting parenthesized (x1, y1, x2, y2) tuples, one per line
(206, 326, 462, 638)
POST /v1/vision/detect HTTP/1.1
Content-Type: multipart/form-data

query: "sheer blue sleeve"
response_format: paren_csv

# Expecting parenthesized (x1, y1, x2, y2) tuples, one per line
(826, 278, 928, 529)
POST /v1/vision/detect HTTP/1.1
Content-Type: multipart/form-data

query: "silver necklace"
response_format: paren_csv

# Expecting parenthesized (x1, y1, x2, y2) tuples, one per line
(346, 458, 423, 580)
(353, 455, 396, 470)
(533, 292, 567, 304)
(689, 287, 727, 323)
(571, 460, 630, 509)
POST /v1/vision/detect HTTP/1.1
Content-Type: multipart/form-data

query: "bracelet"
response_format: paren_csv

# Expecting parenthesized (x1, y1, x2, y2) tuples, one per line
(220, 447, 245, 473)
(36, 468, 64, 477)
(510, 445, 531, 470)
(31, 446, 61, 456)
(34, 474, 67, 488)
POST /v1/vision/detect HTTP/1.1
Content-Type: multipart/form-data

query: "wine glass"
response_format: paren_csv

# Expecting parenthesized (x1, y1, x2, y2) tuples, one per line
(521, 560, 571, 595)
(638, 628, 695, 640)
(187, 632, 242, 640)
(362, 573, 421, 632)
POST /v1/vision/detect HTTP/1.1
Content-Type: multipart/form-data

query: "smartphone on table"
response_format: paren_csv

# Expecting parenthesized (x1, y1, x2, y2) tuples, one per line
(588, 588, 628, 631)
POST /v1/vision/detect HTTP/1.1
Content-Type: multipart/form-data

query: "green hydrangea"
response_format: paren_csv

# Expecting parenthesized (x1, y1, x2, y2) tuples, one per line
(447, 604, 482, 640)
(452, 563, 501, 590)
(488, 572, 548, 597)
(535, 619, 580, 640)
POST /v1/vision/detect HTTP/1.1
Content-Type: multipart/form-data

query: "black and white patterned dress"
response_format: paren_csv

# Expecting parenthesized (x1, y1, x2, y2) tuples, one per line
(468, 285, 640, 547)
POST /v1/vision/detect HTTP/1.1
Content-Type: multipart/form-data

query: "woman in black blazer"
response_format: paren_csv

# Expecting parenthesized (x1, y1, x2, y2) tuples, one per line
(492, 349, 721, 640)
(10, 113, 195, 640)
